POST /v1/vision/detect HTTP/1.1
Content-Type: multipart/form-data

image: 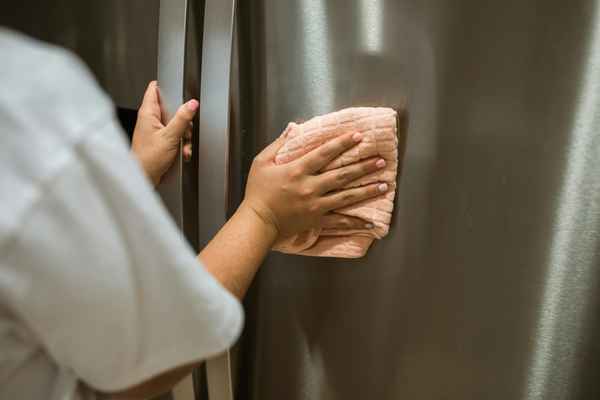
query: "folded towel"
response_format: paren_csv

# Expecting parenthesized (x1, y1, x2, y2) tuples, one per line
(273, 107, 398, 258)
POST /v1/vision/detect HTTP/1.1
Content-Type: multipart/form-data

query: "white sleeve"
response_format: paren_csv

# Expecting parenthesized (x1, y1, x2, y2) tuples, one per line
(1, 115, 244, 392)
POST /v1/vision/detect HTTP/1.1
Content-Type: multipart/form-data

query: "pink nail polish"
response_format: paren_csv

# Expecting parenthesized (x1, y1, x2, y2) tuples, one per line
(187, 99, 199, 111)
(378, 183, 388, 192)
(352, 133, 363, 142)
(376, 159, 386, 168)
(365, 223, 374, 229)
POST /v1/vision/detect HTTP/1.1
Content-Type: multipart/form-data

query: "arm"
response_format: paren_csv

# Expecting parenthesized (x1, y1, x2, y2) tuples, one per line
(199, 131, 388, 300)
(198, 204, 278, 299)
(108, 207, 275, 399)
(115, 85, 388, 399)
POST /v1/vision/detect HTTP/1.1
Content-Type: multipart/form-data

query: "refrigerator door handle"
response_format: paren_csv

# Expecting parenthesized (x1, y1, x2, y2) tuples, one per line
(156, 1, 196, 400)
(156, 0, 190, 231)
(198, 0, 237, 400)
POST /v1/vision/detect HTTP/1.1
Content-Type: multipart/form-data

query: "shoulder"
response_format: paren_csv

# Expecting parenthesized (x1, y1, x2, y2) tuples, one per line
(0, 28, 115, 143)
(0, 28, 125, 244)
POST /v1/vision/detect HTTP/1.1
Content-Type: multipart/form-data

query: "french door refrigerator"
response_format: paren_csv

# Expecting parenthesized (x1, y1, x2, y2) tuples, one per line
(157, 0, 600, 399)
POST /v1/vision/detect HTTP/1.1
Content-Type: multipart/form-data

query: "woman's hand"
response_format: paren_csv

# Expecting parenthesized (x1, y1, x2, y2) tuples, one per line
(131, 81, 197, 187)
(242, 132, 388, 239)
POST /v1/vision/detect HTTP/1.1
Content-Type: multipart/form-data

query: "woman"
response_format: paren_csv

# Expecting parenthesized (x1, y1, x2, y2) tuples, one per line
(0, 27, 388, 399)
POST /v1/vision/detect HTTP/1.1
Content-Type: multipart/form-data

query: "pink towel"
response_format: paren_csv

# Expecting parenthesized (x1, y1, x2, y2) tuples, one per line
(273, 107, 398, 258)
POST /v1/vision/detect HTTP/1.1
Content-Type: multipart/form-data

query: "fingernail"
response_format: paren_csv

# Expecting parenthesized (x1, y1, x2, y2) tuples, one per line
(365, 223, 374, 228)
(376, 159, 386, 168)
(352, 133, 363, 142)
(378, 183, 388, 192)
(187, 99, 199, 111)
(189, 149, 192, 157)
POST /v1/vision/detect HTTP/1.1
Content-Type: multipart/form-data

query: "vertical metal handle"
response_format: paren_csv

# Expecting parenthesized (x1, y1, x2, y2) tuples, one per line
(198, 0, 237, 399)
(156, 0, 189, 229)
(157, 1, 195, 400)
(157, 0, 236, 397)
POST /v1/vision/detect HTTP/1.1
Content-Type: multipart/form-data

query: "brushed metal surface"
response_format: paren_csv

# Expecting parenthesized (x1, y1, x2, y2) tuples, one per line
(172, 374, 195, 400)
(0, 1, 160, 109)
(230, 0, 600, 399)
(206, 350, 234, 400)
(197, 0, 237, 399)
(156, 1, 194, 399)
(197, 0, 236, 247)
(156, 0, 189, 230)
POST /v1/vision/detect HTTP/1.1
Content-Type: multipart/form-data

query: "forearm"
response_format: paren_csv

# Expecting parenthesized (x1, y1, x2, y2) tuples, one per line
(198, 202, 279, 300)
(107, 204, 278, 399)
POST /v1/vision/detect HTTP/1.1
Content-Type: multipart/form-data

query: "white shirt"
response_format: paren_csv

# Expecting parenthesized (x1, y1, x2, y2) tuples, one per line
(0, 28, 243, 399)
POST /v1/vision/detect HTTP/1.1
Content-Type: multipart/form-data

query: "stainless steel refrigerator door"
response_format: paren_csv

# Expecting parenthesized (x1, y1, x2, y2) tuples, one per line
(157, 0, 239, 399)
(156, 1, 196, 399)
(0, 1, 161, 109)
(230, 0, 600, 399)
(156, 0, 190, 230)
(197, 0, 237, 399)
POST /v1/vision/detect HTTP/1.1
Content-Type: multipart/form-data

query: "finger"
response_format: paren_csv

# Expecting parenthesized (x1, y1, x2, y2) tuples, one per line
(320, 213, 373, 230)
(139, 81, 160, 118)
(164, 99, 199, 141)
(185, 124, 193, 140)
(318, 157, 386, 194)
(254, 136, 287, 164)
(322, 182, 389, 211)
(183, 141, 192, 162)
(300, 132, 363, 174)
(141, 81, 158, 105)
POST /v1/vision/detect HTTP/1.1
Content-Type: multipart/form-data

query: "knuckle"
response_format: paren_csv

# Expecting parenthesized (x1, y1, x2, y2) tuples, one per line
(337, 169, 352, 184)
(343, 191, 356, 205)
(307, 203, 321, 215)
(290, 166, 304, 180)
(319, 146, 335, 161)
(299, 187, 315, 199)
(339, 218, 351, 228)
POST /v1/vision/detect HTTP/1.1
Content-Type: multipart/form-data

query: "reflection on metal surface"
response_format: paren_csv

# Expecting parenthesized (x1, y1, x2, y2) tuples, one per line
(156, 0, 194, 399)
(197, 0, 236, 246)
(299, 0, 334, 114)
(358, 0, 384, 54)
(299, 330, 325, 400)
(232, 0, 600, 399)
(525, 2, 600, 399)
(197, 0, 237, 398)
(156, 0, 189, 229)
(0, 1, 160, 109)
(172, 374, 195, 400)
(206, 349, 234, 400)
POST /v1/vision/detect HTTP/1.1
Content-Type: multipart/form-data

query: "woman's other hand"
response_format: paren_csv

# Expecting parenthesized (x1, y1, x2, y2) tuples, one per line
(242, 132, 388, 239)
(131, 81, 197, 187)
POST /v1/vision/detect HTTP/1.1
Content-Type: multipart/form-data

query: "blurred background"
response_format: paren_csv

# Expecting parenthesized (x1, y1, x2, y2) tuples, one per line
(0, 1, 161, 138)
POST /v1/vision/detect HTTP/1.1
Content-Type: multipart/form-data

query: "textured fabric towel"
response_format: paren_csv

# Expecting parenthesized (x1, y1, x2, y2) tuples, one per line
(273, 107, 398, 258)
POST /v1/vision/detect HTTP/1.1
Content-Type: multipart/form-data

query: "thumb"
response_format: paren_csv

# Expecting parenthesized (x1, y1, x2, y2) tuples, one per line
(139, 81, 160, 117)
(261, 124, 295, 160)
(164, 99, 199, 139)
(256, 135, 287, 164)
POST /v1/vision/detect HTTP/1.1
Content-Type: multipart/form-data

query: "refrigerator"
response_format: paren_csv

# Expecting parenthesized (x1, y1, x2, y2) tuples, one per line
(4, 0, 600, 399)
(161, 0, 600, 399)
